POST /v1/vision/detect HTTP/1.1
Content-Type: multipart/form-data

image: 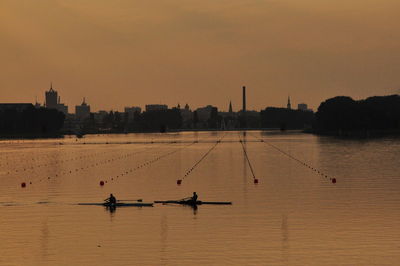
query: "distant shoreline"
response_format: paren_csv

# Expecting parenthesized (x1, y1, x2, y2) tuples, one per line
(2, 128, 400, 141)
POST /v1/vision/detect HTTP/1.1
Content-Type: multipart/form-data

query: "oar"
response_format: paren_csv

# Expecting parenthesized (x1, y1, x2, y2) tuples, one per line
(118, 199, 143, 202)
(180, 197, 191, 201)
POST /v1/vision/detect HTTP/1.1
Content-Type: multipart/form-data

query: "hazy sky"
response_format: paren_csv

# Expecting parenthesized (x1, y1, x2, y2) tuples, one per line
(1, 0, 400, 112)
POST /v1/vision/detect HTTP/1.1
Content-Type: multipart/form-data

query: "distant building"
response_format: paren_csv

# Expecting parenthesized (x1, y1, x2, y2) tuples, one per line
(124, 106, 141, 120)
(57, 103, 68, 115)
(287, 96, 292, 110)
(44, 84, 68, 114)
(145, 104, 168, 112)
(297, 103, 313, 112)
(125, 106, 141, 114)
(94, 110, 108, 123)
(180, 103, 192, 126)
(298, 103, 308, 111)
(45, 85, 58, 109)
(33, 96, 42, 108)
(219, 101, 237, 118)
(75, 98, 90, 120)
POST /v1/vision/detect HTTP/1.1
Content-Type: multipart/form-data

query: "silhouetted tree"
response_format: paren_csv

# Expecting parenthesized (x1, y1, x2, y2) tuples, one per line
(315, 95, 400, 134)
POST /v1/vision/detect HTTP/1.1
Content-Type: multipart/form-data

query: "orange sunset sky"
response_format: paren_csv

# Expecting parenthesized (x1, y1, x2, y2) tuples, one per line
(1, 0, 400, 112)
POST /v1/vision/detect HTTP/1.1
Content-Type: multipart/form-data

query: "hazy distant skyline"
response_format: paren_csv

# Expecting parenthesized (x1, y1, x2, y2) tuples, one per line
(1, 0, 400, 112)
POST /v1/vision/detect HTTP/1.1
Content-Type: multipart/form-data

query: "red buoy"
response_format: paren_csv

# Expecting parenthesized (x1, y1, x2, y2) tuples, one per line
(177, 179, 182, 185)
(99, 181, 105, 186)
(331, 178, 337, 184)
(21, 182, 26, 188)
(254, 179, 259, 184)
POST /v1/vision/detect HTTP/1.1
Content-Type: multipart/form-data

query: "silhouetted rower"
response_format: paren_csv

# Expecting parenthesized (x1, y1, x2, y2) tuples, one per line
(191, 192, 198, 202)
(105, 193, 117, 205)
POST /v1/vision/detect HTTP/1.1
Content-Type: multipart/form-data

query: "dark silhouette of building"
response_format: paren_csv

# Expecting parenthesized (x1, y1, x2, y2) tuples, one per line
(75, 98, 91, 120)
(145, 104, 168, 112)
(287, 96, 292, 110)
(45, 84, 58, 109)
(298, 103, 307, 111)
(44, 83, 68, 114)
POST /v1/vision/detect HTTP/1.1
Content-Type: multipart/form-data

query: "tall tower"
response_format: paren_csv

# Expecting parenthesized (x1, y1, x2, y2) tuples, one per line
(45, 83, 58, 109)
(287, 96, 292, 110)
(242, 86, 246, 113)
(229, 101, 233, 113)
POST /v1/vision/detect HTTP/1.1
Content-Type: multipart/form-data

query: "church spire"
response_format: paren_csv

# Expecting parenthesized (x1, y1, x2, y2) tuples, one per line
(229, 101, 233, 113)
(287, 95, 292, 110)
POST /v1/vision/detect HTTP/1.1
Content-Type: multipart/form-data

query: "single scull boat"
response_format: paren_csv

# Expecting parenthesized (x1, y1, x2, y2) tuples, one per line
(154, 200, 232, 205)
(78, 202, 153, 207)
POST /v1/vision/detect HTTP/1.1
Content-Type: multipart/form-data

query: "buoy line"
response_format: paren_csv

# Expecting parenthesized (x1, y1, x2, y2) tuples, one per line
(2, 143, 132, 172)
(19, 142, 171, 187)
(238, 134, 259, 184)
(177, 134, 226, 185)
(97, 133, 219, 186)
(17, 134, 214, 188)
(65, 140, 196, 145)
(61, 139, 263, 145)
(5, 147, 128, 175)
(99, 141, 198, 186)
(252, 134, 337, 184)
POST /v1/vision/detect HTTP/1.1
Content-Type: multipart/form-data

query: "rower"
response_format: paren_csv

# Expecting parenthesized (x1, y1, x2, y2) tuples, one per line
(191, 192, 198, 202)
(105, 193, 117, 204)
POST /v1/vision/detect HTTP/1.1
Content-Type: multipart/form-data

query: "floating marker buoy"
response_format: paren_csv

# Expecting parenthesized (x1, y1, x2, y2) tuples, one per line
(177, 179, 182, 185)
(254, 179, 259, 184)
(21, 182, 26, 188)
(332, 178, 337, 184)
(100, 181, 105, 186)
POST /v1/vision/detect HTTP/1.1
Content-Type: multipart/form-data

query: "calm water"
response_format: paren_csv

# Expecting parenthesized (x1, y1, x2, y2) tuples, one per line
(0, 131, 399, 265)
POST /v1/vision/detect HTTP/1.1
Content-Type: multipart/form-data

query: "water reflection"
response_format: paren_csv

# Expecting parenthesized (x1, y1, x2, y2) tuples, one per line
(281, 214, 289, 263)
(1, 132, 400, 265)
(40, 218, 49, 261)
(105, 206, 117, 218)
(160, 213, 168, 264)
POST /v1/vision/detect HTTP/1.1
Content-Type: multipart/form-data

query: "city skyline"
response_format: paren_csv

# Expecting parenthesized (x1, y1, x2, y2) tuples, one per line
(35, 83, 311, 113)
(2, 1, 400, 111)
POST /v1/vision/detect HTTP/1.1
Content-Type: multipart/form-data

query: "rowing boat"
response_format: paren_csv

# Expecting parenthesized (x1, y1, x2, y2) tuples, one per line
(154, 200, 232, 205)
(78, 202, 153, 207)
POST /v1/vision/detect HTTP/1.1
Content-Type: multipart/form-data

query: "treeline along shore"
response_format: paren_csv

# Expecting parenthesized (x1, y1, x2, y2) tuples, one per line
(1, 94, 400, 138)
(314, 95, 400, 137)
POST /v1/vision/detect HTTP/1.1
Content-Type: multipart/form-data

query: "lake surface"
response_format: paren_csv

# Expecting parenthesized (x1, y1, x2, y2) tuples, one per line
(0, 131, 399, 265)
